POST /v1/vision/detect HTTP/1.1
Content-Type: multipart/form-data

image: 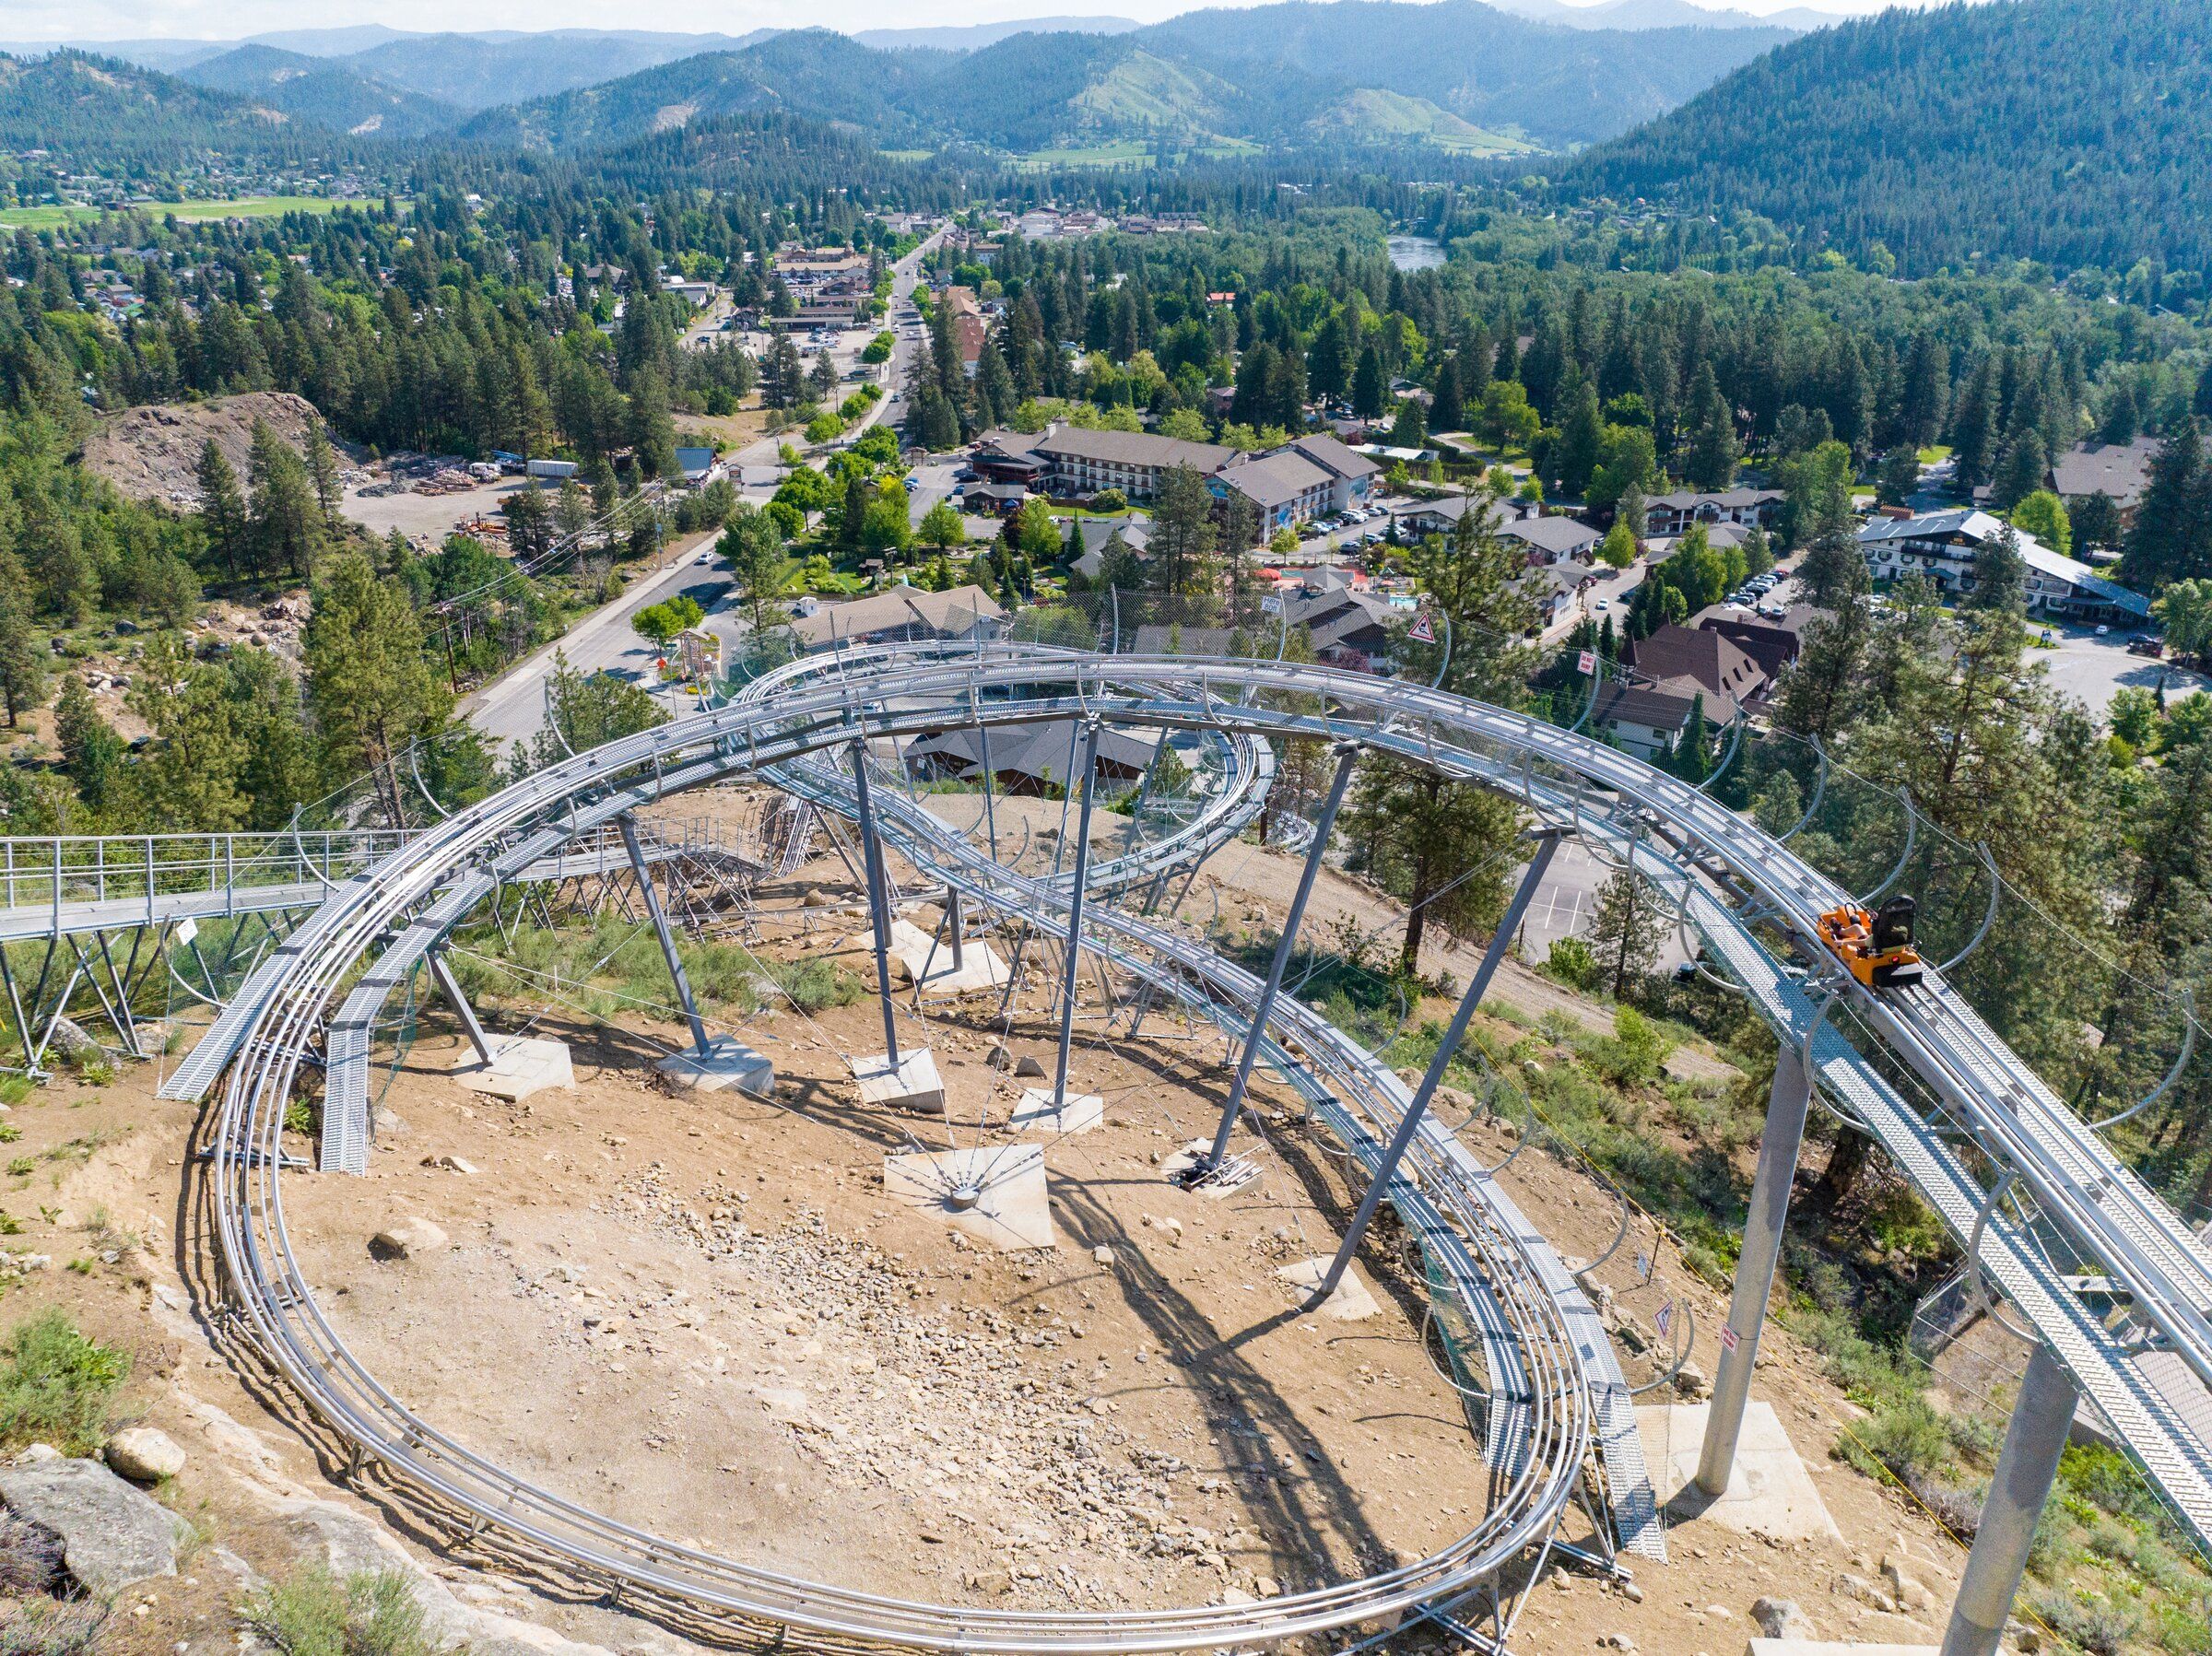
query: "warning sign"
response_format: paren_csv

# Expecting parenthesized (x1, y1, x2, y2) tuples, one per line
(1577, 650, 1596, 676)
(1407, 612, 1436, 644)
(1653, 1301, 1673, 1340)
(1720, 1324, 1740, 1352)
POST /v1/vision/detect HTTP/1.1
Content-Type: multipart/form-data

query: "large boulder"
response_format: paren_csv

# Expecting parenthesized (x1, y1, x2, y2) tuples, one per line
(0, 1450, 186, 1594)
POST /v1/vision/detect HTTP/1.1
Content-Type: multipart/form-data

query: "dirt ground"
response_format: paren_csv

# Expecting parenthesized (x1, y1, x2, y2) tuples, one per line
(341, 477, 524, 545)
(0, 812, 1982, 1656)
(78, 392, 329, 510)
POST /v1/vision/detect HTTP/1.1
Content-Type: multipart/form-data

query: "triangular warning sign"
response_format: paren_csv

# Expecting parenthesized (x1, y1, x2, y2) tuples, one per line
(1407, 612, 1436, 643)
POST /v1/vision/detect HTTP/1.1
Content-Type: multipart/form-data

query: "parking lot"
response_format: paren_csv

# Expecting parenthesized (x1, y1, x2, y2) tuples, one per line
(2035, 623, 2209, 714)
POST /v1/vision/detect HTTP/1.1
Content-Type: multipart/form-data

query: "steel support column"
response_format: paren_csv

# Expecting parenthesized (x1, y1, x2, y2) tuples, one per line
(618, 814, 709, 1056)
(425, 946, 497, 1066)
(1051, 721, 1104, 1114)
(1696, 1041, 1813, 1495)
(1311, 829, 1562, 1305)
(1194, 741, 1358, 1178)
(850, 743, 900, 1066)
(1939, 1341, 2080, 1656)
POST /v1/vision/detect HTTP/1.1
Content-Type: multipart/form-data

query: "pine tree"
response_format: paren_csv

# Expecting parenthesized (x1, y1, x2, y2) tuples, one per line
(1988, 427, 2048, 511)
(197, 440, 249, 581)
(1587, 865, 1664, 998)
(1351, 344, 1386, 420)
(1429, 357, 1465, 435)
(304, 422, 342, 531)
(53, 674, 123, 815)
(0, 555, 45, 728)
(1682, 362, 1739, 490)
(303, 552, 447, 826)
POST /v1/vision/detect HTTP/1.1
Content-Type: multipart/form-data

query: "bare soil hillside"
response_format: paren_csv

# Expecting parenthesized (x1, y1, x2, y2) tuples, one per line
(79, 392, 324, 509)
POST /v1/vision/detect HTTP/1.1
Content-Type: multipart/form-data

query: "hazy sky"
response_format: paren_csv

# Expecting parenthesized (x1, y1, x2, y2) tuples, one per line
(0, 0, 1947, 45)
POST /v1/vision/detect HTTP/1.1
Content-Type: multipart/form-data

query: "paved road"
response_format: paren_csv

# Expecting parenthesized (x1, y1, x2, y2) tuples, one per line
(464, 531, 731, 748)
(467, 224, 951, 750)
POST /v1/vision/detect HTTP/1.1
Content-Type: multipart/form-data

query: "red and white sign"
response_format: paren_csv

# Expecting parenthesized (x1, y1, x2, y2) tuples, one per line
(1407, 612, 1436, 644)
(1577, 650, 1596, 676)
(1720, 1324, 1740, 1352)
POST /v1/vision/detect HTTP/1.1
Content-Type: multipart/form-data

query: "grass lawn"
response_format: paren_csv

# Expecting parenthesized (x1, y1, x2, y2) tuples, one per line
(674, 406, 774, 451)
(1917, 443, 1954, 464)
(0, 195, 351, 228)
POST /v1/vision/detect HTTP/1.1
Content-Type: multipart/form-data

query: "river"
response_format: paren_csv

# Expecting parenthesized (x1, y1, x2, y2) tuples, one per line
(1386, 234, 1446, 271)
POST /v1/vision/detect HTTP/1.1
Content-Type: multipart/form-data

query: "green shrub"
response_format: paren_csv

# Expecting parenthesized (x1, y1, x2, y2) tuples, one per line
(0, 1311, 129, 1455)
(243, 1567, 439, 1656)
(1540, 936, 1601, 992)
(2029, 1589, 2137, 1656)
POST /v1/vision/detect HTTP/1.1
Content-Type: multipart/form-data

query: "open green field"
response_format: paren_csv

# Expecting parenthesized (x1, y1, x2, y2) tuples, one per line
(0, 195, 353, 228)
(1012, 135, 1258, 170)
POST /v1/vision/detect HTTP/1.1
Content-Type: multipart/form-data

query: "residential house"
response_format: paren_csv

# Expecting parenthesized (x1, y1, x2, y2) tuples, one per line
(1689, 603, 1818, 682)
(1513, 559, 1598, 629)
(941, 285, 988, 377)
(2048, 437, 2160, 527)
(1281, 583, 1398, 670)
(1624, 623, 1765, 719)
(1643, 488, 1783, 539)
(1855, 509, 2151, 623)
(903, 719, 1159, 796)
(1070, 517, 1152, 584)
(1500, 515, 1602, 566)
(673, 446, 719, 485)
(788, 583, 1007, 652)
(1591, 684, 1704, 760)
(1030, 428, 1241, 500)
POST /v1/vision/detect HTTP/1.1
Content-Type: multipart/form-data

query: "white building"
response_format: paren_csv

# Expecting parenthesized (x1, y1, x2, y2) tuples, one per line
(1855, 509, 2150, 623)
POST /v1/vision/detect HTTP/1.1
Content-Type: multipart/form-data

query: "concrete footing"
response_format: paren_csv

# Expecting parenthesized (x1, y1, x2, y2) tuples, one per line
(1744, 1645, 1938, 1656)
(851, 1049, 946, 1114)
(883, 1145, 1054, 1251)
(1159, 1138, 1258, 1196)
(1276, 1257, 1381, 1320)
(1641, 1401, 1841, 1542)
(888, 917, 1009, 993)
(450, 1036, 573, 1101)
(654, 1035, 776, 1098)
(1008, 1086, 1102, 1135)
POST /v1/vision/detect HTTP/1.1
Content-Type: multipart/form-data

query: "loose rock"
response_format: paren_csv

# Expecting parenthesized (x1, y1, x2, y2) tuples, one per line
(103, 1428, 186, 1484)
(370, 1218, 449, 1260)
(1753, 1597, 1818, 1639)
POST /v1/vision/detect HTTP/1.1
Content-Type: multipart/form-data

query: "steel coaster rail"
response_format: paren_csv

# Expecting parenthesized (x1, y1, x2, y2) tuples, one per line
(194, 660, 1606, 1653)
(182, 644, 2212, 1648)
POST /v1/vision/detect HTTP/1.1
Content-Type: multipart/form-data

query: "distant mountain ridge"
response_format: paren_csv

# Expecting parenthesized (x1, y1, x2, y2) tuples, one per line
(453, 1, 1788, 155)
(179, 44, 460, 138)
(4, 1, 1787, 151)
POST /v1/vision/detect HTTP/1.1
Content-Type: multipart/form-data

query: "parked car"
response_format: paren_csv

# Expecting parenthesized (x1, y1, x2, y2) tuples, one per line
(2129, 636, 2167, 657)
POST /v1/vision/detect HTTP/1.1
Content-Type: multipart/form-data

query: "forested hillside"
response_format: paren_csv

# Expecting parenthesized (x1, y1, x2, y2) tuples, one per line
(0, 52, 364, 168)
(1559, 0, 2212, 278)
(181, 45, 463, 139)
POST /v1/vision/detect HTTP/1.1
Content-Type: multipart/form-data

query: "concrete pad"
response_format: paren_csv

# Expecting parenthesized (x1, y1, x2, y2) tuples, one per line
(654, 1034, 776, 1098)
(1277, 1257, 1382, 1321)
(1008, 1086, 1103, 1136)
(1743, 1645, 1937, 1656)
(450, 1036, 572, 1101)
(884, 1145, 1054, 1251)
(851, 1049, 946, 1114)
(1640, 1401, 1843, 1543)
(888, 917, 1009, 993)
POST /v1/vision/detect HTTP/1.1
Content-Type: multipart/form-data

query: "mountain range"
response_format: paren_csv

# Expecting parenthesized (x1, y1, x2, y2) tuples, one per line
(0, 2, 1791, 155)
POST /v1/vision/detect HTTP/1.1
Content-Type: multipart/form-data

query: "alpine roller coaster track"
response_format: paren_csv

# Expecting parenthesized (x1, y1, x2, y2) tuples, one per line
(172, 642, 2212, 1654)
